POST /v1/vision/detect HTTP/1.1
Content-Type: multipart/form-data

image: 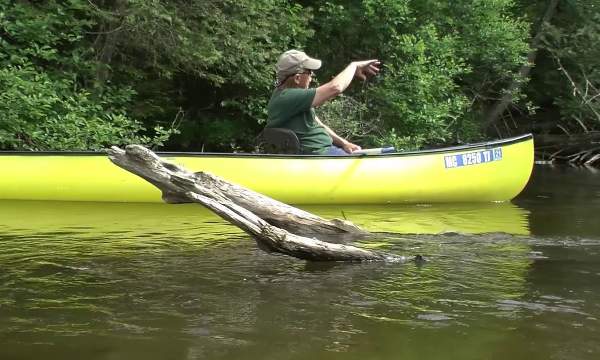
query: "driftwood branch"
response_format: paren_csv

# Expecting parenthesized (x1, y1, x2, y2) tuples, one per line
(554, 56, 600, 123)
(535, 132, 600, 166)
(107, 145, 412, 262)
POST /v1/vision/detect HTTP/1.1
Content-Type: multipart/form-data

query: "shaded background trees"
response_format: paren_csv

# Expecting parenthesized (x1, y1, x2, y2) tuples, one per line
(1, 0, 598, 164)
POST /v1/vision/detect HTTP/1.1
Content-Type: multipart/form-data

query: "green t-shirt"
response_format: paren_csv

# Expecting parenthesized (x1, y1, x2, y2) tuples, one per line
(266, 88, 332, 154)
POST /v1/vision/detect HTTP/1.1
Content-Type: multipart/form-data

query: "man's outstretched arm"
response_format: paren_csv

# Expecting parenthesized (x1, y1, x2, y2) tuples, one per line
(312, 60, 380, 108)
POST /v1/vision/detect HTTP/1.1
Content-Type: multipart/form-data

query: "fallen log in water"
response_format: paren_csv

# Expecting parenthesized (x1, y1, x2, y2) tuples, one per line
(107, 145, 411, 262)
(535, 132, 600, 166)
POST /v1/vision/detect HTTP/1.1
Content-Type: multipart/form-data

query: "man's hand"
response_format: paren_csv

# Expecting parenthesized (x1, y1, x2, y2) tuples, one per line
(341, 141, 362, 154)
(353, 60, 381, 81)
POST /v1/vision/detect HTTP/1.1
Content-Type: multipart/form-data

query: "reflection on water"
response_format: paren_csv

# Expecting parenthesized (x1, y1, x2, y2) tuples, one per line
(305, 202, 530, 235)
(516, 165, 600, 237)
(0, 199, 530, 237)
(0, 165, 599, 360)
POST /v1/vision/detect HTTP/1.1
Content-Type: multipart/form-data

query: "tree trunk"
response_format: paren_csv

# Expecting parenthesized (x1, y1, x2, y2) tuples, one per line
(484, 0, 560, 131)
(92, 0, 127, 88)
(107, 145, 414, 262)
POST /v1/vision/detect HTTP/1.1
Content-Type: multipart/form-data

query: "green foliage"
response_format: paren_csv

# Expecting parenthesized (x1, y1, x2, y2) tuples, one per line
(0, 0, 176, 150)
(534, 0, 600, 131)
(88, 0, 313, 150)
(0, 0, 94, 72)
(316, 95, 381, 144)
(373, 128, 424, 152)
(311, 0, 528, 148)
(1, 0, 593, 152)
(0, 63, 174, 150)
(369, 25, 471, 147)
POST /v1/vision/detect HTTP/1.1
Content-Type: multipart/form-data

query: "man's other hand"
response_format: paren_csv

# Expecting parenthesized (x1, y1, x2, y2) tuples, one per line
(342, 141, 362, 154)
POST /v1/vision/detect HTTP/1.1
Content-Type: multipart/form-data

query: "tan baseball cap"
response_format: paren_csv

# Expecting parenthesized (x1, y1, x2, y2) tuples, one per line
(276, 50, 322, 83)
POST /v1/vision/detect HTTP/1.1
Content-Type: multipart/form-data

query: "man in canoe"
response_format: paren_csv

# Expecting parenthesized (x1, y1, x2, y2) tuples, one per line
(266, 50, 380, 155)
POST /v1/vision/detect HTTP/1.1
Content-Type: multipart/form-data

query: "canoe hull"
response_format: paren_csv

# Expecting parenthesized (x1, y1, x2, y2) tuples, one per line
(0, 134, 534, 204)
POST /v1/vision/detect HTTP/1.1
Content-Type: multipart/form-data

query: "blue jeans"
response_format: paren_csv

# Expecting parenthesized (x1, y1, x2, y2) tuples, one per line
(323, 145, 349, 156)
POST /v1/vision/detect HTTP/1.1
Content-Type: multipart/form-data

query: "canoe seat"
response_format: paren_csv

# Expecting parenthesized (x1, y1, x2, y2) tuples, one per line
(259, 128, 301, 154)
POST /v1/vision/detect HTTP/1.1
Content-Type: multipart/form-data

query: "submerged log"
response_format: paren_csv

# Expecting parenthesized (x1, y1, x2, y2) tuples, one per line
(107, 145, 410, 262)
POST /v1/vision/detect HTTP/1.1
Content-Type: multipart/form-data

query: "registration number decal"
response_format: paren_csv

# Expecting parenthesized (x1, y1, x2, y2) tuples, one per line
(444, 148, 502, 169)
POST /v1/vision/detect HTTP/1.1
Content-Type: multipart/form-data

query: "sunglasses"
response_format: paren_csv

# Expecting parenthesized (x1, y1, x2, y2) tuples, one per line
(275, 70, 315, 87)
(299, 70, 314, 77)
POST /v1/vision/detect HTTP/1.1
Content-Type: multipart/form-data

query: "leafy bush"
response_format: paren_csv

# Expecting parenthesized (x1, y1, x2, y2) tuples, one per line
(0, 0, 177, 150)
(311, 0, 529, 148)
(316, 95, 381, 144)
(3, 0, 588, 153)
(538, 3, 600, 131)
(0, 63, 175, 150)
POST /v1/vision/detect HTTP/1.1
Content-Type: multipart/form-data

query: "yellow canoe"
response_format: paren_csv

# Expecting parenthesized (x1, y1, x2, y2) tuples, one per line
(0, 134, 533, 204)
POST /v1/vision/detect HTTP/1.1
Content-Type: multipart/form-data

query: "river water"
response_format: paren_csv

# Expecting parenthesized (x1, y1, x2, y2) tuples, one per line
(0, 165, 599, 360)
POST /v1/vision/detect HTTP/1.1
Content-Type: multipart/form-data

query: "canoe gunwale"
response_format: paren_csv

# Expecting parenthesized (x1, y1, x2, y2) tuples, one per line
(0, 133, 533, 159)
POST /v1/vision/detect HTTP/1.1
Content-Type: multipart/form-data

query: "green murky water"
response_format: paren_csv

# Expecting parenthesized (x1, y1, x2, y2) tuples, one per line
(0, 165, 599, 360)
